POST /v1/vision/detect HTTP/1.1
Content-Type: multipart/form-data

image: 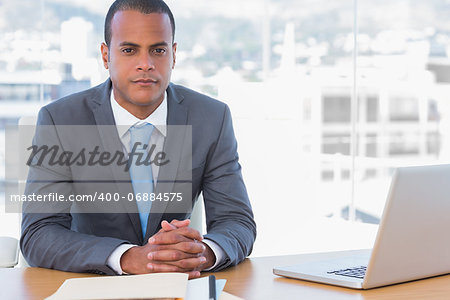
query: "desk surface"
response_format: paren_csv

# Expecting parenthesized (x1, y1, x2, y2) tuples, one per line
(2, 250, 450, 300)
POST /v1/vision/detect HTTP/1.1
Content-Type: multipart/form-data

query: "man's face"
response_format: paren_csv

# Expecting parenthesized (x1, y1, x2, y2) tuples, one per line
(101, 11, 176, 117)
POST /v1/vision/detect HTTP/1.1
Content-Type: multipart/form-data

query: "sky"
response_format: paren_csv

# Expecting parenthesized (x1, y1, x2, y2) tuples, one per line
(46, 0, 269, 19)
(47, 0, 113, 15)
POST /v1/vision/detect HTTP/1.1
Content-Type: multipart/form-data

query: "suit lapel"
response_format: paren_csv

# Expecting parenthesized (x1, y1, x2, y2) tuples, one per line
(89, 81, 189, 243)
(145, 84, 189, 240)
(90, 79, 143, 244)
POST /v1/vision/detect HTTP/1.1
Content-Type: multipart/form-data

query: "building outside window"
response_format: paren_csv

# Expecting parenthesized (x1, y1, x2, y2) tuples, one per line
(1, 0, 450, 257)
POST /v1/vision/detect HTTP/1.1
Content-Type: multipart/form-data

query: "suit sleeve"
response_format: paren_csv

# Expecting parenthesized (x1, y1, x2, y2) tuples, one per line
(20, 107, 128, 275)
(202, 104, 257, 270)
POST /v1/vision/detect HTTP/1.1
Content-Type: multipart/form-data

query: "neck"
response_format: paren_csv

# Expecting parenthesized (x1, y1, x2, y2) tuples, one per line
(113, 93, 164, 120)
(120, 100, 162, 120)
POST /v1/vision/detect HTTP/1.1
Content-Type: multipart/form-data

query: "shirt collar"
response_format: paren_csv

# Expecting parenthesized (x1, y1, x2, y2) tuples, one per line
(110, 89, 168, 138)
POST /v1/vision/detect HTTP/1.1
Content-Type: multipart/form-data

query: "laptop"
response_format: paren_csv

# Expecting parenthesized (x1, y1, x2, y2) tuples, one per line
(273, 164, 450, 289)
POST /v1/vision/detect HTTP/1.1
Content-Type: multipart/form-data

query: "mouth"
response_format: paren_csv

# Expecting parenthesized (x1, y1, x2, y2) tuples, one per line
(133, 78, 158, 86)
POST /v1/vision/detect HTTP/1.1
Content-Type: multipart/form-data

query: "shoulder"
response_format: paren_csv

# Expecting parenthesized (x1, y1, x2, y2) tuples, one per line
(38, 80, 110, 125)
(44, 80, 109, 113)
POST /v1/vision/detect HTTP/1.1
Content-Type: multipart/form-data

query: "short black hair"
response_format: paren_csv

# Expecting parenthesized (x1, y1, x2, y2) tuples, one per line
(104, 0, 175, 46)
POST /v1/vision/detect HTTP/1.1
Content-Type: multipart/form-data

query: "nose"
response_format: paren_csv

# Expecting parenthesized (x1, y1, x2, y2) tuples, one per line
(136, 52, 154, 71)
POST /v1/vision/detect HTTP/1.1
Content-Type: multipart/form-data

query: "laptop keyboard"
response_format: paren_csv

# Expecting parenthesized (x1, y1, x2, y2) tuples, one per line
(327, 266, 367, 279)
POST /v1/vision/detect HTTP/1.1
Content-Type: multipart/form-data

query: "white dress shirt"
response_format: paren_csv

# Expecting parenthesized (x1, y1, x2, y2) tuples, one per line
(106, 90, 224, 274)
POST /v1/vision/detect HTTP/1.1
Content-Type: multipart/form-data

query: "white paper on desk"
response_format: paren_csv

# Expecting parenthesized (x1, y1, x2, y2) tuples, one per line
(218, 291, 244, 300)
(45, 272, 188, 300)
(185, 277, 226, 300)
(215, 279, 226, 298)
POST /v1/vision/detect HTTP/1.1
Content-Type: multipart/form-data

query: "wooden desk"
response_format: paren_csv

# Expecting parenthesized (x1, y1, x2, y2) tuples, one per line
(2, 250, 450, 300)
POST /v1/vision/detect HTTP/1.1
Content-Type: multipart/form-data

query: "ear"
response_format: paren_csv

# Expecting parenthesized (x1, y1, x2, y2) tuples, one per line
(171, 42, 177, 69)
(101, 42, 109, 69)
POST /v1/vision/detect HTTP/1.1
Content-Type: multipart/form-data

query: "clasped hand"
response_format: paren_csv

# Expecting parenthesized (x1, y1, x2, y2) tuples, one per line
(120, 219, 215, 278)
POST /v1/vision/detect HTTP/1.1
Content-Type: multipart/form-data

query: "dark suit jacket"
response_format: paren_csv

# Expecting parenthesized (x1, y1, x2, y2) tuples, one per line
(20, 79, 256, 275)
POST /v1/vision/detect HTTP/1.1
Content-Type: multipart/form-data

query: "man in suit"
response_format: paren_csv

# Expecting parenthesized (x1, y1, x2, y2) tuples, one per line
(20, 0, 256, 277)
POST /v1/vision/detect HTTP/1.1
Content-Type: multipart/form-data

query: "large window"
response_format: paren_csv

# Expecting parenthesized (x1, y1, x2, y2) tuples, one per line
(1, 0, 450, 257)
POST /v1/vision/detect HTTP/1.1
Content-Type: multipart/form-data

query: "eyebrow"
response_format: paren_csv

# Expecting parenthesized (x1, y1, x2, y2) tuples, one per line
(118, 41, 170, 48)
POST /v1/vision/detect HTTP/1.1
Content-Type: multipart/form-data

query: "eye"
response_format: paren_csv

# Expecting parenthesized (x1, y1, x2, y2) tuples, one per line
(152, 48, 167, 55)
(121, 48, 135, 54)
